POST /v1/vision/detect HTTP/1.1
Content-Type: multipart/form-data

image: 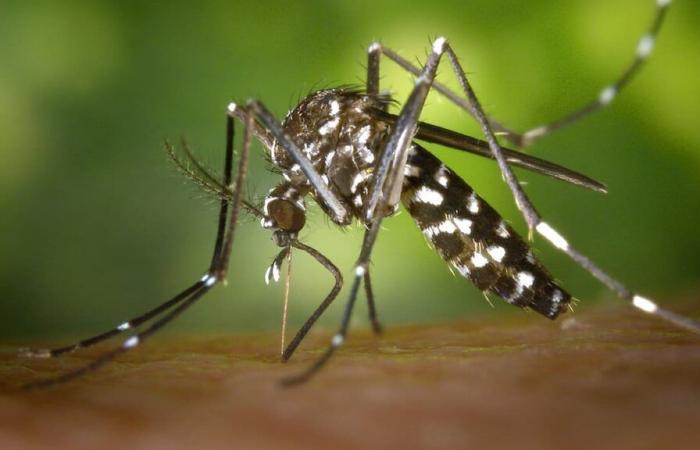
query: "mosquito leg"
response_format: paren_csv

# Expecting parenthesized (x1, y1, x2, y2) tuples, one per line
(23, 280, 215, 391)
(367, 42, 381, 97)
(281, 223, 380, 386)
(282, 38, 449, 385)
(375, 43, 515, 140)
(518, 0, 672, 146)
(281, 241, 343, 362)
(241, 94, 371, 364)
(364, 270, 382, 335)
(376, 1, 671, 147)
(374, 36, 691, 333)
(22, 107, 254, 389)
(238, 99, 355, 362)
(334, 39, 387, 331)
(20, 114, 239, 362)
(438, 40, 700, 334)
(531, 223, 700, 333)
(210, 105, 252, 280)
(366, 38, 449, 220)
(432, 40, 543, 234)
(18, 281, 205, 359)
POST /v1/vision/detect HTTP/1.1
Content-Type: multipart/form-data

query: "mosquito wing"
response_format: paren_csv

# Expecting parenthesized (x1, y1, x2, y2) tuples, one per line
(372, 109, 607, 193)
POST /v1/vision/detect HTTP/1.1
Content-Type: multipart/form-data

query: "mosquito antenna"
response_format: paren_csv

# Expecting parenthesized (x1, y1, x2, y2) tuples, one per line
(166, 139, 264, 218)
(165, 140, 226, 197)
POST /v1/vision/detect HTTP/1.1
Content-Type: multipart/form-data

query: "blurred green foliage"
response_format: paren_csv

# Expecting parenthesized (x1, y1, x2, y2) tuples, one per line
(1, 0, 699, 339)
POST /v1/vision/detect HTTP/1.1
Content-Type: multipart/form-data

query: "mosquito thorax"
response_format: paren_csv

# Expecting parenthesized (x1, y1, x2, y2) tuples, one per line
(272, 88, 393, 225)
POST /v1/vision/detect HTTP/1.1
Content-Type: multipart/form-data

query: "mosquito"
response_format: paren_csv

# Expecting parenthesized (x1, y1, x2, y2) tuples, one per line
(21, 0, 697, 389)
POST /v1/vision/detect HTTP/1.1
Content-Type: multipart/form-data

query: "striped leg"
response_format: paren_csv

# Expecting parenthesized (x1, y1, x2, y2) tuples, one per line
(518, 0, 672, 146)
(432, 39, 700, 333)
(446, 38, 700, 333)
(23, 280, 216, 390)
(372, 31, 699, 333)
(369, 0, 672, 148)
(22, 107, 254, 390)
(19, 280, 207, 360)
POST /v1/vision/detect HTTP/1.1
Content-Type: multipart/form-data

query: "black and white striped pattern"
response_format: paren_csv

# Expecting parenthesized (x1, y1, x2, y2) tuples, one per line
(402, 144, 570, 318)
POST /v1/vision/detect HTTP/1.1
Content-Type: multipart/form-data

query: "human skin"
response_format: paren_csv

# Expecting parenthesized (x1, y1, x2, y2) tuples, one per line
(2, 304, 700, 450)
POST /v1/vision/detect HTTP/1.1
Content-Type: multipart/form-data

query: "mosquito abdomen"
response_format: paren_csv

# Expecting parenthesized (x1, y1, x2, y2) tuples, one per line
(401, 144, 571, 319)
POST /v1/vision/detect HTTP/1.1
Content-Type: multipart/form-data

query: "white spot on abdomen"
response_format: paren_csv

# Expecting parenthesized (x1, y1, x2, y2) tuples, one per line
(550, 290, 564, 315)
(454, 218, 472, 235)
(404, 164, 422, 178)
(434, 165, 449, 188)
(516, 271, 535, 288)
(471, 252, 489, 268)
(414, 186, 444, 205)
(423, 219, 458, 238)
(486, 245, 506, 263)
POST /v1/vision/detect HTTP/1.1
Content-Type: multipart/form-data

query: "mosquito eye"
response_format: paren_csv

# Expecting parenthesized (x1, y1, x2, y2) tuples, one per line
(267, 198, 305, 233)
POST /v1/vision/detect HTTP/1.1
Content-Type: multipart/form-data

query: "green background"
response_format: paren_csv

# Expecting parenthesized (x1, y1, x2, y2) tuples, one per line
(1, 0, 699, 340)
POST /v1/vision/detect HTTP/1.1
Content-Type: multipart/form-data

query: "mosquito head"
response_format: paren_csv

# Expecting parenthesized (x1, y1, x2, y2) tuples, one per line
(265, 196, 305, 232)
(261, 182, 307, 245)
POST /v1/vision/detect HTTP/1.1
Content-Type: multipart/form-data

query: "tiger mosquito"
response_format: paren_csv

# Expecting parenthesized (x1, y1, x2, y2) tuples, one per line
(21, 0, 698, 389)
